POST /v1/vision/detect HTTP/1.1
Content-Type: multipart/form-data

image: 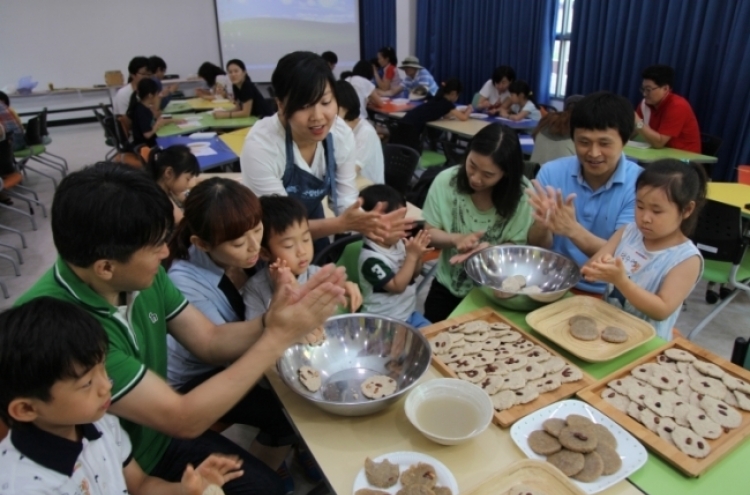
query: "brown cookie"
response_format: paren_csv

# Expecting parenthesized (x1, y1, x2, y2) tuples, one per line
(570, 319, 599, 341)
(566, 414, 594, 427)
(572, 451, 604, 482)
(700, 395, 742, 429)
(689, 376, 728, 400)
(528, 430, 563, 455)
(396, 486, 434, 495)
(364, 457, 399, 488)
(356, 490, 391, 495)
(655, 417, 678, 445)
(554, 364, 584, 383)
(591, 423, 618, 449)
(558, 425, 598, 453)
(601, 326, 628, 343)
(686, 409, 722, 439)
(528, 376, 562, 394)
(513, 386, 540, 404)
(433, 487, 453, 495)
(672, 426, 711, 458)
(596, 443, 622, 475)
(543, 418, 567, 438)
(298, 365, 322, 392)
(569, 315, 596, 326)
(547, 450, 585, 477)
(400, 462, 437, 489)
(601, 387, 631, 412)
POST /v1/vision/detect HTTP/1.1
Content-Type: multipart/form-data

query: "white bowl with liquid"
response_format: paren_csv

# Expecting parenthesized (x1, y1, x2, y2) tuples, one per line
(405, 378, 493, 445)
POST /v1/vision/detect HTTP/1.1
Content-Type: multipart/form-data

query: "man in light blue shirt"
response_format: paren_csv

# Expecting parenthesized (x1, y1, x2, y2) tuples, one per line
(399, 56, 439, 97)
(527, 92, 642, 293)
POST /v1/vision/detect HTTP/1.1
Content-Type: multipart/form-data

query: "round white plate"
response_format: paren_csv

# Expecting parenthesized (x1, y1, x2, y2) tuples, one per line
(470, 113, 488, 119)
(510, 400, 648, 494)
(353, 451, 459, 494)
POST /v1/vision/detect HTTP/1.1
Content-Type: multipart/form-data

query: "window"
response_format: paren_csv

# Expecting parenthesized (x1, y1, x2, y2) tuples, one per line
(549, 0, 574, 98)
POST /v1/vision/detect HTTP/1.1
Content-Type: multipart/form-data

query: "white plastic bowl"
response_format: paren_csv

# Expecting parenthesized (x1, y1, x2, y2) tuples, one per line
(405, 378, 493, 445)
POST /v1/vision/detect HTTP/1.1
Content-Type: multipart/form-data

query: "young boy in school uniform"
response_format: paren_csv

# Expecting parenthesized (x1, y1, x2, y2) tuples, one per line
(243, 195, 362, 322)
(0, 297, 241, 495)
(113, 56, 150, 115)
(357, 185, 432, 328)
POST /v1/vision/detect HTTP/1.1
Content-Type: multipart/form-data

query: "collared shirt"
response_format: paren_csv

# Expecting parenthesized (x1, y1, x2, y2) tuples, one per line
(402, 68, 439, 96)
(14, 259, 188, 473)
(240, 114, 359, 216)
(636, 92, 701, 153)
(167, 246, 250, 388)
(536, 154, 642, 293)
(0, 415, 131, 494)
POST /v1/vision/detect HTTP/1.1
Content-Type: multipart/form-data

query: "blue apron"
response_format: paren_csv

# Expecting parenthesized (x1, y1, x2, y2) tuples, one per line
(281, 127, 338, 253)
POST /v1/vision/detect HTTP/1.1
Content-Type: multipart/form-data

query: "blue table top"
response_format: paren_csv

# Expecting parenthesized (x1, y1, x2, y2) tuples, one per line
(156, 135, 238, 171)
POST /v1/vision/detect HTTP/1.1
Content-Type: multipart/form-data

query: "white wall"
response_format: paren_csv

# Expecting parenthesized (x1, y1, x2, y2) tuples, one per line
(0, 0, 221, 90)
(396, 0, 418, 61)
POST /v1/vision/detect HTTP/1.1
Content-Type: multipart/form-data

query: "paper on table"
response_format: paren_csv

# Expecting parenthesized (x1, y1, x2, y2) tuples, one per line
(191, 147, 217, 157)
(627, 140, 651, 149)
(177, 123, 201, 129)
(519, 135, 534, 146)
(189, 132, 217, 139)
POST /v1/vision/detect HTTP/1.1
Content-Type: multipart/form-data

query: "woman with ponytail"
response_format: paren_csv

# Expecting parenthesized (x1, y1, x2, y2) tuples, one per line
(165, 177, 302, 482)
(500, 80, 542, 121)
(146, 145, 200, 223)
(126, 77, 172, 146)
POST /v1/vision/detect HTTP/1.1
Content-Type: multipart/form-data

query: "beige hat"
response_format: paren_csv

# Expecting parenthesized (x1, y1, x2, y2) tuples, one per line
(399, 56, 423, 70)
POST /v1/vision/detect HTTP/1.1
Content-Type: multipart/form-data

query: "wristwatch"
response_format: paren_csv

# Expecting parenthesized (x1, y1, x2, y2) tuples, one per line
(636, 120, 644, 129)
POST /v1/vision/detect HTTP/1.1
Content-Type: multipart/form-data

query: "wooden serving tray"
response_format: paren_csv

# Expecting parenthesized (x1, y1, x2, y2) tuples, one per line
(526, 296, 656, 363)
(463, 459, 586, 495)
(577, 337, 750, 477)
(421, 307, 593, 428)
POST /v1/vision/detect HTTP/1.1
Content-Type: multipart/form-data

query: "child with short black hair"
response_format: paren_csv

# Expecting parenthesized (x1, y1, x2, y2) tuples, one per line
(243, 195, 362, 323)
(500, 80, 541, 121)
(0, 297, 241, 495)
(358, 185, 432, 328)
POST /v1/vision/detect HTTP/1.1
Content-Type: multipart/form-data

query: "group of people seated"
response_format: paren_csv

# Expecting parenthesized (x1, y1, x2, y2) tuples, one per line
(0, 48, 709, 495)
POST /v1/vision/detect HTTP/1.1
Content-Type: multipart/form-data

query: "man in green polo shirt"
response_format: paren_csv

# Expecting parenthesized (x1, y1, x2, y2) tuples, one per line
(16, 163, 346, 495)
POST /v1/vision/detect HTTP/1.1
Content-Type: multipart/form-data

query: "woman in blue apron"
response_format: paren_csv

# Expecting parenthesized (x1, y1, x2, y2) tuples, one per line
(240, 51, 407, 254)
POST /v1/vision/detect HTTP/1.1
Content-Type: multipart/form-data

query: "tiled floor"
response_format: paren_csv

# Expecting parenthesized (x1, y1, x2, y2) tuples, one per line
(2, 123, 748, 494)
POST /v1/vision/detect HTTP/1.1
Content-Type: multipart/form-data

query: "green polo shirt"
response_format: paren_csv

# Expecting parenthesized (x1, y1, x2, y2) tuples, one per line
(15, 258, 188, 473)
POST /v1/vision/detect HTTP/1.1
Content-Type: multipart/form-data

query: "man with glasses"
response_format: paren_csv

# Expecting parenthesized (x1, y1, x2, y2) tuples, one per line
(113, 56, 151, 115)
(634, 65, 701, 153)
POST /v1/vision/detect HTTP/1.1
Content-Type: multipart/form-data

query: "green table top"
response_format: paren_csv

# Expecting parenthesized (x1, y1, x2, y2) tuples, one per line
(162, 101, 194, 114)
(624, 145, 717, 164)
(156, 115, 258, 137)
(450, 288, 749, 495)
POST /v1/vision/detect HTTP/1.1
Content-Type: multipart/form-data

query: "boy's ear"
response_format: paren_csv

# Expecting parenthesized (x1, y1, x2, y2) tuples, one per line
(91, 260, 115, 282)
(7, 398, 40, 424)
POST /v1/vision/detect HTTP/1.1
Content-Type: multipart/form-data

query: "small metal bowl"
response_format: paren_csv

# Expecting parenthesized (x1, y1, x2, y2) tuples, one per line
(464, 245, 581, 311)
(276, 314, 431, 416)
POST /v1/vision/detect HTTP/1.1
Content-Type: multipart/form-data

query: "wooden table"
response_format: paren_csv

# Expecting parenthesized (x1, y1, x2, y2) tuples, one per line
(264, 312, 640, 495)
(707, 182, 750, 217)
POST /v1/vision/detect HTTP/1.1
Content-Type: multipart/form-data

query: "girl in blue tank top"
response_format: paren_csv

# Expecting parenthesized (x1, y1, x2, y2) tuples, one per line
(581, 159, 707, 340)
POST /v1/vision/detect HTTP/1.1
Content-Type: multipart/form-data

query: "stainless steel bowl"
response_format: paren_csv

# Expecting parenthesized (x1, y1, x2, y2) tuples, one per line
(464, 245, 581, 311)
(276, 314, 431, 416)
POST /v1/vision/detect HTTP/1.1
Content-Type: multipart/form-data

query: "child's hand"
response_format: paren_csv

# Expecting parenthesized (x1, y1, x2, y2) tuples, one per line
(180, 454, 244, 495)
(344, 281, 362, 311)
(464, 104, 474, 114)
(581, 256, 626, 285)
(270, 259, 297, 288)
(405, 229, 433, 258)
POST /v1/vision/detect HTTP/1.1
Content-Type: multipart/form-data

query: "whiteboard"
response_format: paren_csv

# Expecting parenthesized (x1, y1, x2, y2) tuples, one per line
(0, 0, 222, 90)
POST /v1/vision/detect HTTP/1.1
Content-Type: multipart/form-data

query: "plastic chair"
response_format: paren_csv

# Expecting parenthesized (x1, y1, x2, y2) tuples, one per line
(440, 138, 468, 167)
(387, 121, 446, 170)
(12, 118, 62, 188)
(687, 199, 750, 340)
(38, 108, 68, 171)
(384, 144, 421, 195)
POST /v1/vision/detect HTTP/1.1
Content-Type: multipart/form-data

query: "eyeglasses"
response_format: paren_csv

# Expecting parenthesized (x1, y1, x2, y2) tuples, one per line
(640, 86, 662, 95)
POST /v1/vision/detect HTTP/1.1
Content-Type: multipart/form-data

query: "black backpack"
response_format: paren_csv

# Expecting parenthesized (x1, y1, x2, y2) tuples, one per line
(406, 164, 454, 209)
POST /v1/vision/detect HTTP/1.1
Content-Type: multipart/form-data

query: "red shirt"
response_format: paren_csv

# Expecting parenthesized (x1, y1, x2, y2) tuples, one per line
(636, 93, 701, 153)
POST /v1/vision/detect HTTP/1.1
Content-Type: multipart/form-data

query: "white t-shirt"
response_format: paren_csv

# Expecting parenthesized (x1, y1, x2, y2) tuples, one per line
(240, 114, 359, 215)
(346, 75, 377, 119)
(0, 414, 132, 495)
(113, 84, 134, 115)
(214, 74, 234, 100)
(511, 100, 542, 121)
(478, 79, 510, 106)
(358, 238, 417, 321)
(352, 119, 384, 184)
